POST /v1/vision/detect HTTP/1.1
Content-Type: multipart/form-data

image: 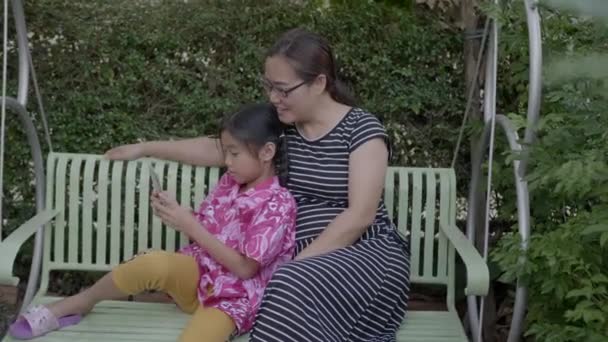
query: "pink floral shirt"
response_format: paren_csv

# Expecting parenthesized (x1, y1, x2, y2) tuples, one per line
(179, 174, 296, 333)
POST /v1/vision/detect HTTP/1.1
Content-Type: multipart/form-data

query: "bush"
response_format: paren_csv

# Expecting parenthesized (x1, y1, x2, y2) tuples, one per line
(3, 0, 466, 288)
(491, 2, 608, 341)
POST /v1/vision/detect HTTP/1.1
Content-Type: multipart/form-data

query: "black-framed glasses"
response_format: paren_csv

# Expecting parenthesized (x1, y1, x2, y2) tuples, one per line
(260, 77, 308, 98)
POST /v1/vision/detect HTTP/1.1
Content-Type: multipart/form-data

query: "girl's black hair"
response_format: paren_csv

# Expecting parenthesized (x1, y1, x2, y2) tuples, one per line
(220, 103, 289, 186)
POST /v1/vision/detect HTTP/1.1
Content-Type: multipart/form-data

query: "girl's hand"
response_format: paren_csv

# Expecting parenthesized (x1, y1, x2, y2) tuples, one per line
(151, 191, 198, 236)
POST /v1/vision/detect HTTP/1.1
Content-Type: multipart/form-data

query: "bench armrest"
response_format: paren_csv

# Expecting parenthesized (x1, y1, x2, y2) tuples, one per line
(439, 223, 489, 296)
(0, 210, 59, 286)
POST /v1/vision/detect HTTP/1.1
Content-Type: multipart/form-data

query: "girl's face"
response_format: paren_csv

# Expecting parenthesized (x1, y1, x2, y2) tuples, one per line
(220, 131, 274, 186)
(263, 55, 323, 124)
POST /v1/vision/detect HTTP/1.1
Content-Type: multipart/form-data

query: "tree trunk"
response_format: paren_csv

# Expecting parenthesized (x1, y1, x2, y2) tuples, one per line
(462, 0, 482, 122)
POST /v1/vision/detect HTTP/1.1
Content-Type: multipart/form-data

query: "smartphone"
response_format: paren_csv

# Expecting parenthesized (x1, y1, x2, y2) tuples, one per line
(148, 164, 161, 192)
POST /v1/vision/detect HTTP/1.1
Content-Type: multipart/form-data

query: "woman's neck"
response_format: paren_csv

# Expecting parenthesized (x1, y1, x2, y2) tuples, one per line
(297, 96, 352, 140)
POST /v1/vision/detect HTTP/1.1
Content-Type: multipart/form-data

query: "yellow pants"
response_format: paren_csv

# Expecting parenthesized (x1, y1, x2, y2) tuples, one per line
(112, 250, 236, 342)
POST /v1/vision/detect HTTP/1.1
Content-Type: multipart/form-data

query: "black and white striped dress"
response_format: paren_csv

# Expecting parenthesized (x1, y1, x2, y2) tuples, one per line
(249, 108, 411, 342)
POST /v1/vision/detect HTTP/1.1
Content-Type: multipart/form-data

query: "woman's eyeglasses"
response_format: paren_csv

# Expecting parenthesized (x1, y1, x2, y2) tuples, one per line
(260, 78, 308, 98)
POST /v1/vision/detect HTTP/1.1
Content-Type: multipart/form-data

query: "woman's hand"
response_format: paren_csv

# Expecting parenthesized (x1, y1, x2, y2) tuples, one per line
(151, 191, 199, 236)
(104, 143, 145, 160)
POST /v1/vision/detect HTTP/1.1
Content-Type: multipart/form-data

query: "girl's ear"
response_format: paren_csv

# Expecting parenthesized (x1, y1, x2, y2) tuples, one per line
(259, 142, 277, 163)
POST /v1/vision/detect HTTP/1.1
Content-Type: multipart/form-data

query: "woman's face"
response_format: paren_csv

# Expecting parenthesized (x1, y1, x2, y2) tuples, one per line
(263, 55, 317, 124)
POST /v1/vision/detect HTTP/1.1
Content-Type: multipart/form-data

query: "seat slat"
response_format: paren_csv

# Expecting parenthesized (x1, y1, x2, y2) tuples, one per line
(397, 169, 409, 236)
(193, 166, 206, 208)
(410, 171, 423, 278)
(43, 156, 58, 264)
(151, 162, 165, 250)
(423, 172, 437, 277)
(138, 162, 151, 252)
(179, 164, 193, 248)
(96, 159, 110, 264)
(385, 170, 395, 220)
(110, 161, 124, 265)
(437, 171, 450, 278)
(209, 167, 220, 193)
(165, 162, 179, 250)
(123, 162, 138, 260)
(53, 157, 68, 263)
(81, 157, 96, 264)
(68, 156, 83, 263)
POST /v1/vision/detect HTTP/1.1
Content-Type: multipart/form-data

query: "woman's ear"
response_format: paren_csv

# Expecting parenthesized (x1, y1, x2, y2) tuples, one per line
(259, 142, 277, 163)
(312, 74, 327, 96)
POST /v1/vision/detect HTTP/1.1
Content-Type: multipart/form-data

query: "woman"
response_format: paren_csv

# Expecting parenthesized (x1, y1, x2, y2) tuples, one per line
(106, 28, 410, 341)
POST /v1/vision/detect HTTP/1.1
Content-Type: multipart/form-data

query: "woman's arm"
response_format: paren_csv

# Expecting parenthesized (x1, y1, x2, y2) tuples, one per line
(295, 138, 389, 260)
(105, 137, 225, 167)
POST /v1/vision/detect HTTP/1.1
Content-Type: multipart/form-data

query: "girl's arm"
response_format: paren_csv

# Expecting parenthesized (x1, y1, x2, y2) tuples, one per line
(295, 138, 388, 260)
(105, 137, 225, 167)
(151, 192, 260, 279)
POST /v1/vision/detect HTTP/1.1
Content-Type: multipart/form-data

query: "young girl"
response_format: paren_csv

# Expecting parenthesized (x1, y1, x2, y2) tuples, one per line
(9, 103, 297, 342)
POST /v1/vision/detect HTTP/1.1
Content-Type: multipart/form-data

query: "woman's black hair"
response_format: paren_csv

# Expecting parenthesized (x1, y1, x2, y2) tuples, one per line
(220, 103, 289, 186)
(266, 28, 356, 106)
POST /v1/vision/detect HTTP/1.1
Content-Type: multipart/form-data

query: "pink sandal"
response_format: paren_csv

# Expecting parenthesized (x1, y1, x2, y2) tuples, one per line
(9, 305, 82, 340)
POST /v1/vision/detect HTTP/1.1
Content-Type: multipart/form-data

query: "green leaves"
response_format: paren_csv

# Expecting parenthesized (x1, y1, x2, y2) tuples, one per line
(492, 4, 608, 331)
(582, 224, 608, 248)
(493, 211, 608, 341)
